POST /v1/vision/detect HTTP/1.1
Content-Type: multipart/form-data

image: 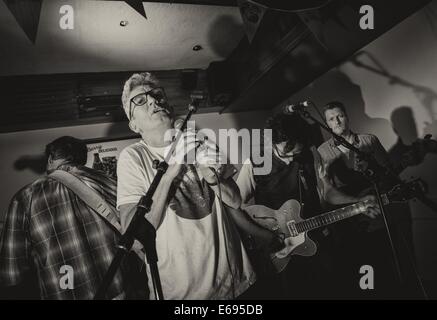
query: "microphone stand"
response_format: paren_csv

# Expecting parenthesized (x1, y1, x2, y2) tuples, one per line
(293, 103, 404, 285)
(94, 102, 198, 300)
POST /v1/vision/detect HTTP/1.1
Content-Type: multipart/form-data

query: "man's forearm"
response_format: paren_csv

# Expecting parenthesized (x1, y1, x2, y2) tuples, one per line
(146, 176, 174, 229)
(209, 178, 242, 209)
(324, 185, 359, 205)
(120, 176, 174, 231)
(225, 206, 275, 245)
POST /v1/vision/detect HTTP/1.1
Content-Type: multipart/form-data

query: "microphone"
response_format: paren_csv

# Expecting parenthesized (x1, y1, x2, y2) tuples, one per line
(173, 119, 236, 179)
(282, 101, 311, 114)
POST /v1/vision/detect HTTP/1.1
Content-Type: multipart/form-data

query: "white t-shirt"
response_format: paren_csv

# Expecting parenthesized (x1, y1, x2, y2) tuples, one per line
(117, 140, 255, 300)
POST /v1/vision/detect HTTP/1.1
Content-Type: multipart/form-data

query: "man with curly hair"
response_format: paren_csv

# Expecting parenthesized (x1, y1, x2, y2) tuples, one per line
(237, 113, 379, 298)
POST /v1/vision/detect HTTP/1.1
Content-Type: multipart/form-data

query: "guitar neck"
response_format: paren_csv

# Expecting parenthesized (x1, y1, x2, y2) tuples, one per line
(295, 199, 378, 233)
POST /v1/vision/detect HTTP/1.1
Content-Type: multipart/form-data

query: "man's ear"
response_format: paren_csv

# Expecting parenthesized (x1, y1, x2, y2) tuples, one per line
(47, 154, 53, 165)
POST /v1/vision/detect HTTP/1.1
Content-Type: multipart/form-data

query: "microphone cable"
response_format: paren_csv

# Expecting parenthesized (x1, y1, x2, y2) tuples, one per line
(211, 167, 237, 300)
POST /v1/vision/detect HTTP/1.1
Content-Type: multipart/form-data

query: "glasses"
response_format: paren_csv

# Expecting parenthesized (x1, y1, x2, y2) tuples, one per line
(129, 87, 168, 120)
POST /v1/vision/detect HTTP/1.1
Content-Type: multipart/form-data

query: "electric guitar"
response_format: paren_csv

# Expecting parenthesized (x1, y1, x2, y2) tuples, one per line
(245, 179, 426, 273)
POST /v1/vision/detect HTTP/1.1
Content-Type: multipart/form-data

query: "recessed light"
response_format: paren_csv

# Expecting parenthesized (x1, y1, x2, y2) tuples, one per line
(120, 20, 128, 27)
(192, 45, 203, 51)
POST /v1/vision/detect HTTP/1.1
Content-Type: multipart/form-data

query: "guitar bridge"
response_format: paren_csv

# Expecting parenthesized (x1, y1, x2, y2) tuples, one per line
(286, 220, 299, 237)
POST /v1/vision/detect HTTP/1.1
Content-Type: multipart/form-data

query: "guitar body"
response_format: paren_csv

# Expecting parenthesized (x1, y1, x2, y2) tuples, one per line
(245, 199, 317, 273)
(243, 179, 425, 273)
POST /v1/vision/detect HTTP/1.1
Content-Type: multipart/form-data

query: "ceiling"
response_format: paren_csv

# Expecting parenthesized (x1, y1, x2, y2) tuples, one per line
(0, 0, 244, 76)
(0, 0, 433, 132)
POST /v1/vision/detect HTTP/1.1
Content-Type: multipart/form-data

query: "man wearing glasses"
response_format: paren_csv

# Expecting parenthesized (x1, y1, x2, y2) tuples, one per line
(116, 72, 269, 300)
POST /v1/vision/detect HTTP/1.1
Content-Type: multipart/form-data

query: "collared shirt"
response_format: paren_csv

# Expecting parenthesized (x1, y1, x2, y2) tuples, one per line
(317, 132, 392, 196)
(0, 165, 127, 299)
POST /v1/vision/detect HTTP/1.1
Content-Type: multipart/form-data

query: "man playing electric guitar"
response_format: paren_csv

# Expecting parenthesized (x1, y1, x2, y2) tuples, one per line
(317, 101, 425, 298)
(237, 113, 380, 299)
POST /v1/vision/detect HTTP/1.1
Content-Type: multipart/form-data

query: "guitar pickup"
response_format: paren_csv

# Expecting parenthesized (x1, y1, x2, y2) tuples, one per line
(286, 220, 299, 237)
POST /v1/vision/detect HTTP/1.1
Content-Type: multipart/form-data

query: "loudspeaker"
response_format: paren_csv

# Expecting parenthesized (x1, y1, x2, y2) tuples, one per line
(206, 61, 236, 106)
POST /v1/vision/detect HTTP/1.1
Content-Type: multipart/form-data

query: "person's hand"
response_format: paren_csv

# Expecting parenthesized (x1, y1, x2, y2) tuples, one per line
(249, 227, 285, 252)
(196, 138, 227, 184)
(268, 233, 285, 252)
(358, 194, 381, 219)
(162, 129, 198, 181)
(164, 129, 198, 164)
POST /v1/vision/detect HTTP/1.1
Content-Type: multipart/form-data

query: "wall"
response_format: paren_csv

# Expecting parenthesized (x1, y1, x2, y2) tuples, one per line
(278, 1, 437, 283)
(0, 109, 270, 227)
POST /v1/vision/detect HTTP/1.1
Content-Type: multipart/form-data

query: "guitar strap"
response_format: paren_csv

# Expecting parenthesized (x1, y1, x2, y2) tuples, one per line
(297, 163, 306, 208)
(49, 170, 122, 233)
(296, 149, 313, 208)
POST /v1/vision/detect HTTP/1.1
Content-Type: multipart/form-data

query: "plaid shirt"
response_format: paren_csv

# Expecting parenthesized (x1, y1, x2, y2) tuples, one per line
(0, 165, 127, 299)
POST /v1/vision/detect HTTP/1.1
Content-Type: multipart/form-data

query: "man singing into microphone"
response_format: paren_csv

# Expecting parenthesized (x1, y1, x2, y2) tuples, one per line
(117, 72, 266, 300)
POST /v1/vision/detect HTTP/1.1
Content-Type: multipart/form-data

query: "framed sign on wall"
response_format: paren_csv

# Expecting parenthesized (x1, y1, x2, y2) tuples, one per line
(84, 135, 140, 179)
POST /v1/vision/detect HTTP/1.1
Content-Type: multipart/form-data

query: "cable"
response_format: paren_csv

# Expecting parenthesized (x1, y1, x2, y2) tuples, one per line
(211, 168, 236, 300)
